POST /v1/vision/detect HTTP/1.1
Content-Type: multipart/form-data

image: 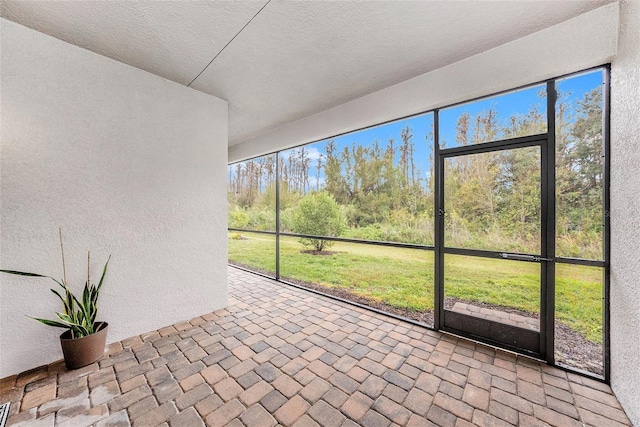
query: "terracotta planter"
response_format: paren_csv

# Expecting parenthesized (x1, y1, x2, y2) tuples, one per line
(60, 322, 108, 369)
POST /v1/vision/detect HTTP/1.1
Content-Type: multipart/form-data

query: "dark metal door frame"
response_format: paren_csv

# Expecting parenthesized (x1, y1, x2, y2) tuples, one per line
(434, 83, 557, 361)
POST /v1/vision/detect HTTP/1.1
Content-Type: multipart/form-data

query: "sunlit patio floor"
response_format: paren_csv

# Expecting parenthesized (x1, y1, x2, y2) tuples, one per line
(0, 266, 632, 426)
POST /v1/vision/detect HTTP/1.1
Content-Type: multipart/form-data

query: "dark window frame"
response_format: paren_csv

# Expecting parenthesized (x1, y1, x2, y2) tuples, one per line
(227, 65, 611, 382)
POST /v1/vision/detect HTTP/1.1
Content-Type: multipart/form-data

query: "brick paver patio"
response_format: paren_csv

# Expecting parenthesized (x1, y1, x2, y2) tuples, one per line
(0, 266, 632, 426)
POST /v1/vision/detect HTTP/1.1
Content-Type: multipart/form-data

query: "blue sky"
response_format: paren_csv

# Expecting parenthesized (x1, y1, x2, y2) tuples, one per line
(280, 113, 434, 188)
(237, 69, 604, 190)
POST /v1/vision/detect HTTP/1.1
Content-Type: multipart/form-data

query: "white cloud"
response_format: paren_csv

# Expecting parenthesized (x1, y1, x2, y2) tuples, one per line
(306, 146, 323, 161)
(280, 145, 323, 162)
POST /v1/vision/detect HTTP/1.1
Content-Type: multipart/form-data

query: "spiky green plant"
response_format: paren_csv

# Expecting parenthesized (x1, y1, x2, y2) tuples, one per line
(1, 229, 110, 338)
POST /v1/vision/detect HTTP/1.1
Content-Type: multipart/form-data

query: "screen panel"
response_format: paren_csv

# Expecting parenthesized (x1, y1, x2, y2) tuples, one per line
(280, 237, 435, 327)
(555, 263, 604, 376)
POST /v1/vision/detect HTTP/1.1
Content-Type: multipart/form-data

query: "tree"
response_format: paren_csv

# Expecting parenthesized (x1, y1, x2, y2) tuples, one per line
(555, 87, 604, 258)
(291, 191, 346, 252)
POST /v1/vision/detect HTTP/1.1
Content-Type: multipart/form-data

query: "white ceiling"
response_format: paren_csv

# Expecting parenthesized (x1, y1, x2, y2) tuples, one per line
(1, 0, 614, 146)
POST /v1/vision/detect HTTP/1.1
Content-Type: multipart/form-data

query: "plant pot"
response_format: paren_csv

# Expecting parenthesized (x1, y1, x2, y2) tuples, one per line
(60, 322, 108, 369)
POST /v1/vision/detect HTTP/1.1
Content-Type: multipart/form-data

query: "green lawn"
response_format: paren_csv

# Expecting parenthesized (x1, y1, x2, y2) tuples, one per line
(228, 232, 603, 343)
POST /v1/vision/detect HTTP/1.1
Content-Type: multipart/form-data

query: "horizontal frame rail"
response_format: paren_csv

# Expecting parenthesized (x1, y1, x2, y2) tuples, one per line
(443, 247, 541, 261)
(555, 257, 606, 267)
(439, 133, 546, 156)
(228, 228, 435, 250)
(228, 228, 276, 236)
(228, 229, 605, 267)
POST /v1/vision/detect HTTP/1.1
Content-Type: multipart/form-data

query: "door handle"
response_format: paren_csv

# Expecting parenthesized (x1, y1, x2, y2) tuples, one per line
(499, 253, 553, 262)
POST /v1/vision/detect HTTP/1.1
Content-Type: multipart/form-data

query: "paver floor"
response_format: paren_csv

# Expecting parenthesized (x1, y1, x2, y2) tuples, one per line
(0, 266, 632, 426)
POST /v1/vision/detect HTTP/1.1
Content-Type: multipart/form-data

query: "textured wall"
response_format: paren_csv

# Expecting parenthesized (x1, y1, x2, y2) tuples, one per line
(229, 3, 619, 163)
(0, 19, 229, 377)
(610, 1, 640, 425)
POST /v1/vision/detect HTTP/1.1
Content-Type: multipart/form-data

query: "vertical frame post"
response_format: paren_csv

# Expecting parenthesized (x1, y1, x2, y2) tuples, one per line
(275, 152, 281, 280)
(602, 66, 611, 382)
(544, 80, 557, 365)
(434, 110, 444, 330)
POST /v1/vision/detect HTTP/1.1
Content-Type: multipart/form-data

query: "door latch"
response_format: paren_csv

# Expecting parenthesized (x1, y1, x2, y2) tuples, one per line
(499, 253, 553, 262)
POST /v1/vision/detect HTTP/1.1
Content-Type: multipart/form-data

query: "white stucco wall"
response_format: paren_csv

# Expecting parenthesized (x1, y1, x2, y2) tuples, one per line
(229, 2, 640, 424)
(610, 1, 640, 425)
(0, 19, 229, 377)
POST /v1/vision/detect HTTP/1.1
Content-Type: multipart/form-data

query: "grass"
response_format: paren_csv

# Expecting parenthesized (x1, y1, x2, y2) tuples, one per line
(228, 232, 603, 343)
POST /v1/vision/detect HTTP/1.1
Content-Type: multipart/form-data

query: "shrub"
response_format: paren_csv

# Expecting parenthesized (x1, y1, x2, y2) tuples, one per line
(291, 191, 346, 251)
(229, 209, 250, 229)
(246, 209, 275, 231)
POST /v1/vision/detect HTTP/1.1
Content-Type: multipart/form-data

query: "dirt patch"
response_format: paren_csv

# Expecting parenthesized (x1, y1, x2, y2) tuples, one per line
(554, 322, 603, 376)
(229, 262, 603, 376)
(228, 233, 248, 240)
(300, 250, 339, 256)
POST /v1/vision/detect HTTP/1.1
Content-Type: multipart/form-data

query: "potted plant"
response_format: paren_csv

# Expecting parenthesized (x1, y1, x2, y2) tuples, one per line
(1, 229, 111, 369)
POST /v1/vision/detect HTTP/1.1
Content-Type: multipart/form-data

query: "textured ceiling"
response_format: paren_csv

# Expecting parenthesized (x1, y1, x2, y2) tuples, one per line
(1, 0, 614, 146)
